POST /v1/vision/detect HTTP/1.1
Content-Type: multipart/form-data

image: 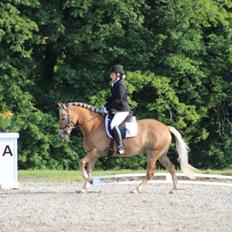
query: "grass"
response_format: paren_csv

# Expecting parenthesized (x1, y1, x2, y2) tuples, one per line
(18, 168, 232, 183)
(200, 169, 232, 175)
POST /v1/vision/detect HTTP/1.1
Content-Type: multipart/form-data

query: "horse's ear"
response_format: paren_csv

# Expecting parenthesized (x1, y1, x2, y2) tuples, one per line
(58, 102, 63, 108)
(58, 102, 67, 110)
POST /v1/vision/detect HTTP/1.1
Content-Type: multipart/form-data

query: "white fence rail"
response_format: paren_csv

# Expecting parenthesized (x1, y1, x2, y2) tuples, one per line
(93, 173, 232, 187)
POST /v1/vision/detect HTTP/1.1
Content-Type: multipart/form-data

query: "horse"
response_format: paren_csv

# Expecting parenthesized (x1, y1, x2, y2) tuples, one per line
(58, 102, 196, 193)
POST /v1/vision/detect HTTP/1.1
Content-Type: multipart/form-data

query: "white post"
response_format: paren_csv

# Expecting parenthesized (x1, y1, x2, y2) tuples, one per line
(0, 133, 19, 189)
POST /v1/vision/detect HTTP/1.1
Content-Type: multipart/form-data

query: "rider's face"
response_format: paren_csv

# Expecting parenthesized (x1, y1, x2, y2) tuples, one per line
(110, 72, 118, 81)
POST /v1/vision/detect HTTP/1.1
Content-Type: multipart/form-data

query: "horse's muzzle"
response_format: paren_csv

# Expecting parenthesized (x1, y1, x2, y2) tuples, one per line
(58, 129, 70, 140)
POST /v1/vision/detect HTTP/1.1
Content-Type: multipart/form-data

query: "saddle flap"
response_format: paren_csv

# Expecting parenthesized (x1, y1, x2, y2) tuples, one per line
(105, 114, 138, 139)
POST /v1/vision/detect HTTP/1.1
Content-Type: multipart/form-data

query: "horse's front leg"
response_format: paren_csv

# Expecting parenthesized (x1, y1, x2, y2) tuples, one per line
(81, 158, 97, 192)
(79, 149, 98, 193)
(87, 157, 97, 184)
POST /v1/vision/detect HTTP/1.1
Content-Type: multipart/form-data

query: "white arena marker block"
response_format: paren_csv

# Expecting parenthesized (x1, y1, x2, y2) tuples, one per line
(0, 133, 19, 189)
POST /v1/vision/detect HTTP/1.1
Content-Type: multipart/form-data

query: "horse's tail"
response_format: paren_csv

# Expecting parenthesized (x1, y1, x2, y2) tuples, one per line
(168, 126, 197, 179)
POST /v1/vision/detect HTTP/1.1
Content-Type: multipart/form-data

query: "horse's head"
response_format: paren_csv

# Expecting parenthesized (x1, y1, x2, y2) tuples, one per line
(58, 103, 77, 140)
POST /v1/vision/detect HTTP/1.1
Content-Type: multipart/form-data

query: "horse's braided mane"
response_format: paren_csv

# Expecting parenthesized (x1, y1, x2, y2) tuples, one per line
(66, 102, 104, 115)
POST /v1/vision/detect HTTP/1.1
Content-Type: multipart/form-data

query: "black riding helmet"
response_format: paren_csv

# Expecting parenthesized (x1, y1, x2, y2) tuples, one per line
(110, 64, 125, 74)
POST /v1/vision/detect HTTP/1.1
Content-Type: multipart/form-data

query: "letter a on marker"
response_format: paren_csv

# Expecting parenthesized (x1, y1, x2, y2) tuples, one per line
(2, 145, 13, 156)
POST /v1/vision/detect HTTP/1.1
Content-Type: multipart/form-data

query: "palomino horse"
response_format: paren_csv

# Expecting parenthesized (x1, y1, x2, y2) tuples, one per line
(58, 102, 196, 193)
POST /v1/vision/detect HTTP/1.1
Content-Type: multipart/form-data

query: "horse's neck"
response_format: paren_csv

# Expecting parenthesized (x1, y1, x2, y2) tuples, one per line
(71, 106, 103, 136)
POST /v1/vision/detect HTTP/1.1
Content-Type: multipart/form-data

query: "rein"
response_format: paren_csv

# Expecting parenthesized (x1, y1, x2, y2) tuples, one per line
(78, 115, 99, 127)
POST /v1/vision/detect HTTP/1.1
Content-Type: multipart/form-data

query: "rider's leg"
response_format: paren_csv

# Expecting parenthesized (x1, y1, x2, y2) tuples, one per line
(112, 126, 125, 154)
(110, 112, 129, 129)
(110, 112, 129, 154)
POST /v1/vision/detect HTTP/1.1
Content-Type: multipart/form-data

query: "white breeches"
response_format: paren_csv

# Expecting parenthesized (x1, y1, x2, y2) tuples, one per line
(110, 112, 129, 130)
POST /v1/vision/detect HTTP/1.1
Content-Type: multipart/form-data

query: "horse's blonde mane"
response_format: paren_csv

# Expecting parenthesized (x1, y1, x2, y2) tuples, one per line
(67, 102, 103, 115)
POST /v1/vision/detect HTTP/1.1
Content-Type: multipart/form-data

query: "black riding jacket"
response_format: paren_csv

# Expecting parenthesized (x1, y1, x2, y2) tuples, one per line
(105, 79, 130, 112)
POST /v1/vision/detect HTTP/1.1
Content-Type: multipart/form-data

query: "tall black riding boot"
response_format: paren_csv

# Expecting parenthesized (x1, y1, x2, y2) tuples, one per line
(112, 126, 125, 155)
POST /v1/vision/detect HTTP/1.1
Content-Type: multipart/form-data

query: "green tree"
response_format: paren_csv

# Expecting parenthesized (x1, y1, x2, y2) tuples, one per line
(0, 1, 81, 169)
(0, 0, 231, 170)
(143, 0, 232, 168)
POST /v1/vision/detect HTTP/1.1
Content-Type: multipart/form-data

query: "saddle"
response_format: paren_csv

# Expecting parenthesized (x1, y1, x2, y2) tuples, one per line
(105, 113, 138, 155)
(105, 113, 138, 140)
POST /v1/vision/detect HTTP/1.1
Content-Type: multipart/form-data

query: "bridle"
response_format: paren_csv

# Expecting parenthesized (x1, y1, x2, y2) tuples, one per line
(60, 107, 76, 136)
(60, 107, 99, 136)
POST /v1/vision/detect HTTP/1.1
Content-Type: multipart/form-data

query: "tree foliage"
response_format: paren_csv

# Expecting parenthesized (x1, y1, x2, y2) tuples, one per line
(0, 0, 231, 169)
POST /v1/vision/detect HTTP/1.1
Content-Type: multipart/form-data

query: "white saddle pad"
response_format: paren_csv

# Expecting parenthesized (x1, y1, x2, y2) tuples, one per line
(105, 115, 138, 139)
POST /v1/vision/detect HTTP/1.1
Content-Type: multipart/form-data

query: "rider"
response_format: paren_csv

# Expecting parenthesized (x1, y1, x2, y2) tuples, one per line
(103, 64, 130, 155)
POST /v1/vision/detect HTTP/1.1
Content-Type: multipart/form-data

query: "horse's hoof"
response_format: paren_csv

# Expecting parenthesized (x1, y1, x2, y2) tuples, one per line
(131, 189, 138, 194)
(169, 187, 179, 194)
(89, 179, 93, 185)
(131, 188, 142, 194)
(76, 189, 87, 194)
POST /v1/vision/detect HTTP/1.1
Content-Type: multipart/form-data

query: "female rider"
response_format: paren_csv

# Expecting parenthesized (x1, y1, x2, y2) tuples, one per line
(103, 64, 130, 155)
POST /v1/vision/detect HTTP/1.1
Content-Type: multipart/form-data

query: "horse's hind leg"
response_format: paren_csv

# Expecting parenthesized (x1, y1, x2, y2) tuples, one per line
(132, 150, 158, 194)
(159, 154, 178, 193)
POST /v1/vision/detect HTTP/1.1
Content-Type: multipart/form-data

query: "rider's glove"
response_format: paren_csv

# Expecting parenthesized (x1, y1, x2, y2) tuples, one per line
(100, 107, 108, 114)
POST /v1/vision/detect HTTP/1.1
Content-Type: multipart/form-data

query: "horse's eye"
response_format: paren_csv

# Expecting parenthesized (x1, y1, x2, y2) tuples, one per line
(62, 118, 65, 121)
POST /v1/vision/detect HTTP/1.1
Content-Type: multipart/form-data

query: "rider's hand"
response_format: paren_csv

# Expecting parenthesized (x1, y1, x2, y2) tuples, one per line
(100, 107, 108, 114)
